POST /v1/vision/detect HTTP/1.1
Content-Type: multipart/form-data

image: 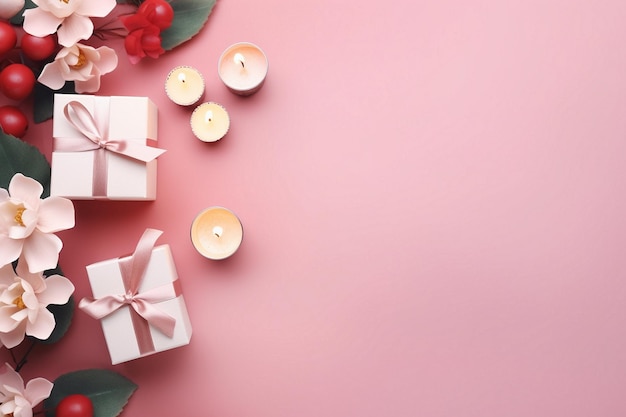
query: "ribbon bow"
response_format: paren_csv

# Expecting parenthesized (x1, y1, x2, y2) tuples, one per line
(79, 229, 179, 349)
(55, 101, 166, 196)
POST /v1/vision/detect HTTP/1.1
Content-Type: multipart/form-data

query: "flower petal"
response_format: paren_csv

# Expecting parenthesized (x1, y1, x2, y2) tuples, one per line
(127, 54, 142, 65)
(15, 262, 44, 293)
(10, 307, 28, 323)
(0, 321, 26, 348)
(0, 282, 20, 305)
(56, 13, 93, 46)
(22, 7, 63, 38)
(15, 399, 34, 417)
(0, 363, 25, 394)
(0, 264, 16, 286)
(20, 208, 38, 229)
(7, 221, 35, 240)
(75, 76, 101, 93)
(34, 0, 79, 17)
(0, 202, 13, 234)
(37, 197, 74, 233)
(21, 230, 62, 273)
(8, 174, 42, 210)
(0, 0, 24, 20)
(25, 307, 54, 340)
(76, 0, 116, 17)
(0, 234, 23, 268)
(21, 290, 39, 310)
(0, 306, 21, 332)
(96, 46, 119, 74)
(24, 377, 53, 407)
(0, 404, 13, 416)
(77, 63, 95, 80)
(36, 275, 74, 306)
(38, 61, 67, 90)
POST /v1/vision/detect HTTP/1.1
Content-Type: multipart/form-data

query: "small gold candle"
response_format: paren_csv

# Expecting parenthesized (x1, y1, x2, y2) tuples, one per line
(165, 66, 205, 106)
(190, 102, 230, 142)
(191, 207, 243, 260)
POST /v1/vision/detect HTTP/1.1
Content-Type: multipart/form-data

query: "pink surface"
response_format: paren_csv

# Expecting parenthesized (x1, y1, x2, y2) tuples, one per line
(3, 0, 626, 416)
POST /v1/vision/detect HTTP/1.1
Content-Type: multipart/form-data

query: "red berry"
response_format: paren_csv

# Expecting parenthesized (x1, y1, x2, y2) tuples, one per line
(0, 21, 17, 56)
(0, 63, 36, 101)
(21, 33, 57, 61)
(0, 105, 29, 138)
(56, 394, 94, 417)
(138, 0, 175, 29)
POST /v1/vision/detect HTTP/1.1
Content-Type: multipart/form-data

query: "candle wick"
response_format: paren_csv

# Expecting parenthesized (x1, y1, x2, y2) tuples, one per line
(234, 53, 246, 69)
(212, 226, 223, 238)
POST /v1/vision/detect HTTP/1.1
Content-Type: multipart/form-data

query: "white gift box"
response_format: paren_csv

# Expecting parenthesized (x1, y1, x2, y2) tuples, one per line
(85, 244, 193, 365)
(51, 94, 160, 200)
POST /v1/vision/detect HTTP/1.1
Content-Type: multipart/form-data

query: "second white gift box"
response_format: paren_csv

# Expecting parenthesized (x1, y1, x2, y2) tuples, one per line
(79, 229, 192, 365)
(51, 94, 165, 200)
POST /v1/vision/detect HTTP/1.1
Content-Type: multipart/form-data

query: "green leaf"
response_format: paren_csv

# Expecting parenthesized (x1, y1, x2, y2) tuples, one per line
(0, 130, 51, 197)
(161, 0, 216, 51)
(33, 82, 76, 124)
(44, 369, 138, 417)
(9, 0, 35, 25)
(35, 295, 74, 345)
(44, 264, 64, 278)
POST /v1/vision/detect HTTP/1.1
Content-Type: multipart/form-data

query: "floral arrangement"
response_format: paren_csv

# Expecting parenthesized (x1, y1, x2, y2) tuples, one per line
(0, 0, 216, 135)
(0, 0, 216, 415)
(0, 160, 140, 417)
(0, 172, 76, 417)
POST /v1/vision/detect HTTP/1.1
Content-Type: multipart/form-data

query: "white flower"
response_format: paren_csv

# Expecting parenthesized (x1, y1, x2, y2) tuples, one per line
(38, 43, 118, 93)
(0, 362, 53, 417)
(0, 173, 75, 273)
(23, 0, 116, 47)
(0, 262, 74, 348)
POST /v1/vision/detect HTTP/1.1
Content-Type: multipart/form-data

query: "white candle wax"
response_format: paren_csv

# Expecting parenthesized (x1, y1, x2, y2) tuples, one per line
(165, 66, 205, 106)
(191, 207, 243, 260)
(190, 102, 230, 142)
(218, 42, 268, 96)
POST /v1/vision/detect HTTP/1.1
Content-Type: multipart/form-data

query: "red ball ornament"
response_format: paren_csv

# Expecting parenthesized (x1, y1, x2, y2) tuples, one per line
(0, 63, 36, 101)
(56, 394, 95, 417)
(0, 105, 29, 138)
(0, 21, 17, 56)
(21, 33, 57, 61)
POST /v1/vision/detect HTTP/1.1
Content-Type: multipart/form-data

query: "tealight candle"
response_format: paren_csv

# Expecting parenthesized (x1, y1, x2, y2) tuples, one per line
(218, 42, 268, 96)
(190, 102, 230, 142)
(191, 207, 243, 260)
(165, 66, 205, 106)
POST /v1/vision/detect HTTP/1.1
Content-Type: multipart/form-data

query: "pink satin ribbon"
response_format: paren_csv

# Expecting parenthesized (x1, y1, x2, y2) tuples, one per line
(55, 100, 165, 197)
(79, 229, 179, 355)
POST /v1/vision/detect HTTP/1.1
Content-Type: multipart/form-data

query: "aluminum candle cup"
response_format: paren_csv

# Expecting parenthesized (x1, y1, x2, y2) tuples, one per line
(218, 42, 268, 96)
(191, 207, 243, 260)
(190, 102, 230, 142)
(165, 66, 205, 106)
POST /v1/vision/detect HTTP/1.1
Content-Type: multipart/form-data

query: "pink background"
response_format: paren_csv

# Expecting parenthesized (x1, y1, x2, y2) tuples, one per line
(3, 0, 626, 416)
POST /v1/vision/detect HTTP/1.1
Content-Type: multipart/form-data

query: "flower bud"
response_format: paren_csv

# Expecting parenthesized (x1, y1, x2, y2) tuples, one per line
(138, 0, 175, 30)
